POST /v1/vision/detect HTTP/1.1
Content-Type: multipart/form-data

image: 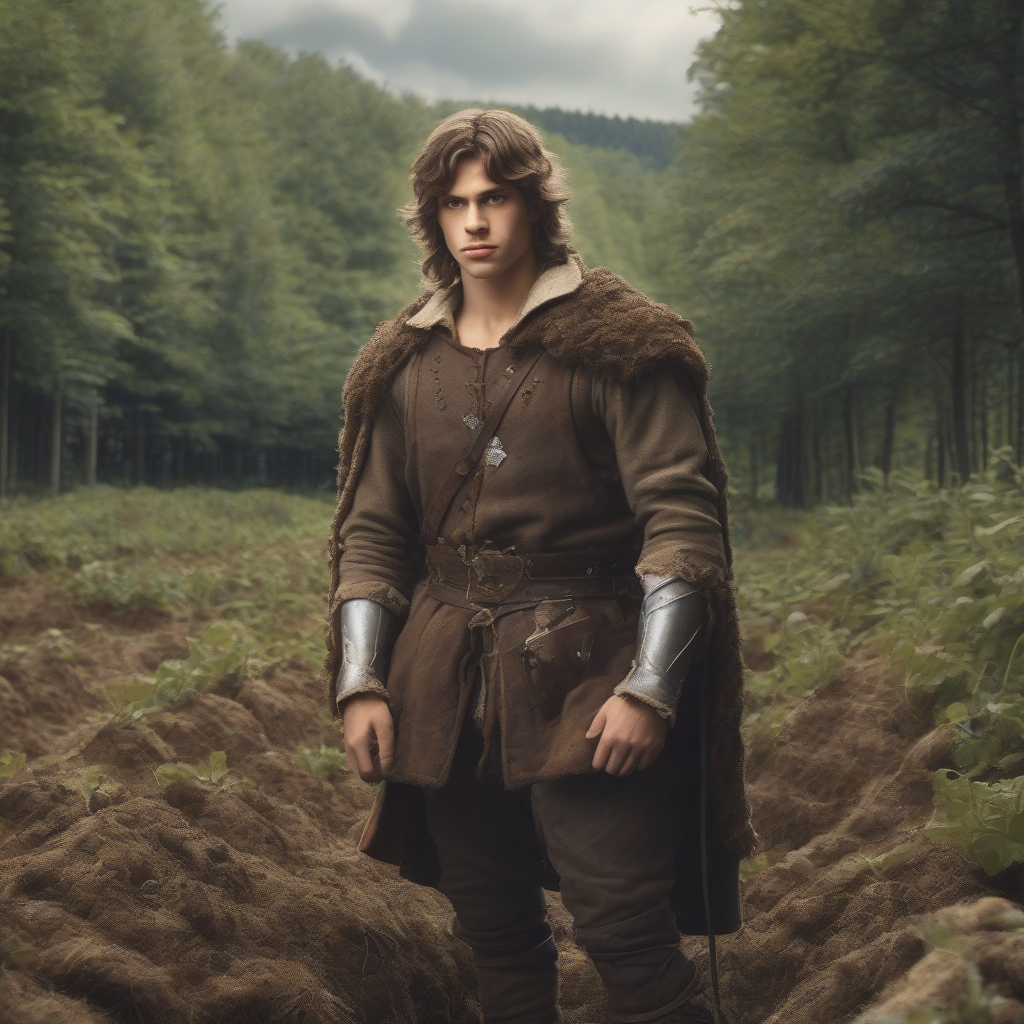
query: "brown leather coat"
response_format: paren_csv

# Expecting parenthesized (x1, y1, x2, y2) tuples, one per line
(322, 257, 757, 896)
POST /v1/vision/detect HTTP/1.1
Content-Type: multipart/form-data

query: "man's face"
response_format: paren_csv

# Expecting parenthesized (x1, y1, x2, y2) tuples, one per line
(437, 155, 538, 282)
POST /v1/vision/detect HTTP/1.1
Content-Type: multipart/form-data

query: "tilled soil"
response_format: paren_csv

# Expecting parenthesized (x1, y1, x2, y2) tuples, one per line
(0, 575, 1019, 1023)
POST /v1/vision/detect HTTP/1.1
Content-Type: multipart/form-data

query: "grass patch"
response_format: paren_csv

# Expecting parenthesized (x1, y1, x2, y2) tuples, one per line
(0, 485, 332, 577)
(734, 463, 1024, 874)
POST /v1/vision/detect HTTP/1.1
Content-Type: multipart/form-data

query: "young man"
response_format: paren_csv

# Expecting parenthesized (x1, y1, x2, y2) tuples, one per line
(322, 109, 755, 1024)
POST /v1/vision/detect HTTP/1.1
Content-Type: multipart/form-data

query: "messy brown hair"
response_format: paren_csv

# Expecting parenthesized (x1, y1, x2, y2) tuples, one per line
(403, 108, 572, 288)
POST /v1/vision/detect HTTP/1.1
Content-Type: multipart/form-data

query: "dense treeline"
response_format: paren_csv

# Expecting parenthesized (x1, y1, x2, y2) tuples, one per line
(651, 0, 1024, 504)
(0, 0, 668, 495)
(0, 0, 427, 494)
(5, 0, 1020, 504)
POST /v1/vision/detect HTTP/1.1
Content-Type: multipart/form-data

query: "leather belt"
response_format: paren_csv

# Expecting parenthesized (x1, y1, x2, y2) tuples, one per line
(424, 544, 642, 606)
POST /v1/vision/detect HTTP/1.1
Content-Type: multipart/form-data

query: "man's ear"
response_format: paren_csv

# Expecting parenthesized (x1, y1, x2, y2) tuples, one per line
(528, 200, 543, 225)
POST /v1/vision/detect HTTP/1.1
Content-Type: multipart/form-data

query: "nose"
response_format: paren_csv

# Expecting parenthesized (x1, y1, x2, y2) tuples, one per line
(464, 201, 487, 234)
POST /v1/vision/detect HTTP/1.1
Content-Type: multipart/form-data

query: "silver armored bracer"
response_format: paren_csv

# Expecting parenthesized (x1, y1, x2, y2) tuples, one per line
(612, 576, 708, 727)
(334, 599, 400, 709)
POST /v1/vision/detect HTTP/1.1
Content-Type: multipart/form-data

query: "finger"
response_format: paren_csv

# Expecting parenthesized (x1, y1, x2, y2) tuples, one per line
(376, 718, 395, 774)
(354, 735, 378, 780)
(617, 749, 642, 777)
(592, 733, 613, 771)
(355, 749, 376, 780)
(603, 742, 628, 777)
(585, 709, 607, 740)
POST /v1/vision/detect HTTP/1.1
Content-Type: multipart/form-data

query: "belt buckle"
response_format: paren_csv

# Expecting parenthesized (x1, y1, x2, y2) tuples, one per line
(465, 550, 525, 603)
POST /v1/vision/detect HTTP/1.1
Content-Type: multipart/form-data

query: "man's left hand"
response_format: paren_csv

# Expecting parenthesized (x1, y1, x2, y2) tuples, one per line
(586, 694, 668, 776)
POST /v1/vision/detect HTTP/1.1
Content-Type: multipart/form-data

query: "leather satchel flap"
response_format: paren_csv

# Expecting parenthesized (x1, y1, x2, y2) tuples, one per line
(522, 603, 600, 719)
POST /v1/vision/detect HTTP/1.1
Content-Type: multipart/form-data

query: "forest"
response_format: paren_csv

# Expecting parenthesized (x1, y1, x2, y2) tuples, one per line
(4, 3, 1024, 1022)
(0, 0, 1022, 500)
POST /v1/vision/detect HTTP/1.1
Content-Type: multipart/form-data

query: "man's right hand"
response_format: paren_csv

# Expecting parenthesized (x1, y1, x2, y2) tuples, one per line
(341, 694, 395, 781)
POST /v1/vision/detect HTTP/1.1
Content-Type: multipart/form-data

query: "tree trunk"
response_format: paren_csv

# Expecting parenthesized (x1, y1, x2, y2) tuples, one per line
(1007, 347, 1015, 455)
(50, 387, 62, 496)
(879, 393, 898, 490)
(775, 411, 805, 507)
(842, 385, 857, 500)
(812, 425, 823, 503)
(1005, 170, 1024, 326)
(937, 409, 947, 488)
(135, 408, 145, 486)
(0, 331, 9, 500)
(86, 390, 98, 489)
(979, 370, 989, 472)
(951, 327, 971, 484)
(749, 440, 759, 507)
(969, 343, 978, 473)
(1018, 351, 1024, 465)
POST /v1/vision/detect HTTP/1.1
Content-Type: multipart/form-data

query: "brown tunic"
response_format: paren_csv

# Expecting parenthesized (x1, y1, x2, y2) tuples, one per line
(337, 313, 726, 790)
(324, 256, 757, 874)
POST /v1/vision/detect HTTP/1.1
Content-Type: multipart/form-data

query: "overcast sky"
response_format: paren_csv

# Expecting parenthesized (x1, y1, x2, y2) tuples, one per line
(217, 0, 720, 123)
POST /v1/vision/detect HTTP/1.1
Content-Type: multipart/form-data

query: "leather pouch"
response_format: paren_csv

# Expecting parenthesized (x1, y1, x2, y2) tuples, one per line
(522, 603, 601, 719)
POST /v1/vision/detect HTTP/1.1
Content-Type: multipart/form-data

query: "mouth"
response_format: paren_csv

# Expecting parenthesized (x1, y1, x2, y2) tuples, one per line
(462, 244, 497, 258)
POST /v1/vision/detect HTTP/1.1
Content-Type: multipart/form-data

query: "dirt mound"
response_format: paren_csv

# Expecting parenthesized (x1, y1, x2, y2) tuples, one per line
(852, 897, 1024, 1023)
(0, 572, 484, 1024)
(0, 703, 478, 1023)
(702, 657, 997, 1024)
(0, 568, 1015, 1024)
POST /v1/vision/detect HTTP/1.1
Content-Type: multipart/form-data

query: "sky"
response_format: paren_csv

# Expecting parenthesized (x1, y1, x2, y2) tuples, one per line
(217, 0, 721, 123)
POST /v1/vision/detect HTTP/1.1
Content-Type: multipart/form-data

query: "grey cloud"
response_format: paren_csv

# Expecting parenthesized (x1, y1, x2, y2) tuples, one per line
(263, 1, 628, 91)
(254, 0, 697, 120)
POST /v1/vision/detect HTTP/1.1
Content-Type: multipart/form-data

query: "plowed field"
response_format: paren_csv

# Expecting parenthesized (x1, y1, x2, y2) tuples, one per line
(1, 488, 1021, 1024)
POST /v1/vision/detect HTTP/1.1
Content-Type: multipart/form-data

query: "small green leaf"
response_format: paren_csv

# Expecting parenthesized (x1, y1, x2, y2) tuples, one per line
(0, 750, 26, 778)
(154, 762, 199, 789)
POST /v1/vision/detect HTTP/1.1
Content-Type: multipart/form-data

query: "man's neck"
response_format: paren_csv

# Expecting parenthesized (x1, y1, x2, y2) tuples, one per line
(455, 251, 540, 350)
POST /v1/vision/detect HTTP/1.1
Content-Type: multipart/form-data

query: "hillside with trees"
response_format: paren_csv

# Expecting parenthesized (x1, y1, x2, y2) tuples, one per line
(2, 0, 1022, 502)
(651, 0, 1024, 504)
(0, 0, 672, 496)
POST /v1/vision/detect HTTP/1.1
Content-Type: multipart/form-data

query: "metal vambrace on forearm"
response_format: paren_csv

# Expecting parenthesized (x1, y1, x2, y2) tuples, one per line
(612, 576, 708, 727)
(334, 599, 400, 709)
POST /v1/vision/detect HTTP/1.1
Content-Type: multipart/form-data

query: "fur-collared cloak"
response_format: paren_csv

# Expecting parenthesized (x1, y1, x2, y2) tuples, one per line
(321, 262, 757, 868)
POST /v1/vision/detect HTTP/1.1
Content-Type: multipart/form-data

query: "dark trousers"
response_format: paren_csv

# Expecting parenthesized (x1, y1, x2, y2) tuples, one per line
(422, 714, 699, 1023)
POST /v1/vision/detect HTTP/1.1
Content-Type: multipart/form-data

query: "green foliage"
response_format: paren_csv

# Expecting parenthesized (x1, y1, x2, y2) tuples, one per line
(69, 561, 189, 611)
(0, 0, 670, 493)
(0, 487, 332, 578)
(0, 750, 26, 778)
(103, 622, 258, 724)
(736, 467, 1024, 876)
(654, 0, 1024, 503)
(927, 771, 1024, 877)
(296, 743, 349, 777)
(80, 766, 120, 812)
(744, 620, 852, 739)
(154, 750, 248, 793)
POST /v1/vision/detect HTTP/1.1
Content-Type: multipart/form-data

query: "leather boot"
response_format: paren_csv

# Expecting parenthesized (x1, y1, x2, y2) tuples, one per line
(576, 905, 710, 1024)
(455, 916, 563, 1024)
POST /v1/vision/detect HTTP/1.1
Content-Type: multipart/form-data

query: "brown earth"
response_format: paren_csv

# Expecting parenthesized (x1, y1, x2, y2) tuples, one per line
(0, 575, 1019, 1023)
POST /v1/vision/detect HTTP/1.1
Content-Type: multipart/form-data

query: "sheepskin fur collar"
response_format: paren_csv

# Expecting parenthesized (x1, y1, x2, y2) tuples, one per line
(336, 260, 719, 545)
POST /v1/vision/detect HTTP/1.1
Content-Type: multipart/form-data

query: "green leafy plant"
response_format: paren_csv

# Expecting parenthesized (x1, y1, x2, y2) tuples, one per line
(297, 743, 349, 777)
(735, 472, 1024, 877)
(0, 750, 26, 778)
(68, 561, 189, 612)
(154, 751, 249, 794)
(926, 770, 1024, 877)
(80, 766, 121, 812)
(103, 622, 259, 725)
